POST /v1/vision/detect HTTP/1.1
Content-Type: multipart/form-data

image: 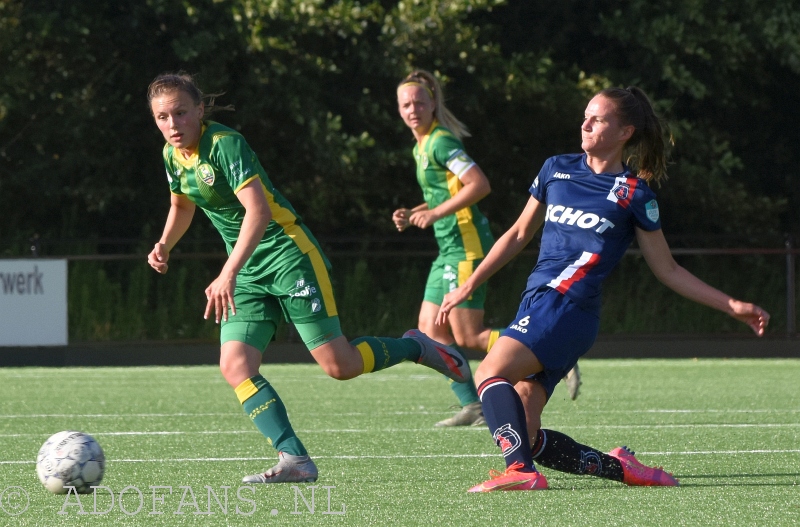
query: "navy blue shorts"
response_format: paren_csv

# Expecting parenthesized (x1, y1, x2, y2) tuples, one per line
(502, 287, 599, 399)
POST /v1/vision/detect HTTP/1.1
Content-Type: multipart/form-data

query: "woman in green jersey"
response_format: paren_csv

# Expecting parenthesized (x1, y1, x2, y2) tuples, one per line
(393, 71, 581, 427)
(146, 72, 470, 484)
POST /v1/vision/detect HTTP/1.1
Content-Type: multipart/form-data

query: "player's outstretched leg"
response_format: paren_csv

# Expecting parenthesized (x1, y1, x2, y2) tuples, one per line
(531, 428, 624, 481)
(344, 333, 468, 382)
(562, 363, 582, 400)
(608, 446, 679, 487)
(530, 429, 678, 487)
(402, 329, 470, 382)
(243, 452, 318, 484)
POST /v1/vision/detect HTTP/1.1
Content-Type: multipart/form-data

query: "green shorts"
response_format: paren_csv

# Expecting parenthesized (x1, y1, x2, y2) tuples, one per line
(423, 255, 487, 310)
(220, 248, 343, 351)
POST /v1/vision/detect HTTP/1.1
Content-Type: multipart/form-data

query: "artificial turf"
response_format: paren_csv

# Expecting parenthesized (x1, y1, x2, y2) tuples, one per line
(0, 358, 798, 526)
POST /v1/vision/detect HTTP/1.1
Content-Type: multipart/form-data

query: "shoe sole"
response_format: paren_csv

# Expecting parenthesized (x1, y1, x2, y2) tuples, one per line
(468, 476, 548, 492)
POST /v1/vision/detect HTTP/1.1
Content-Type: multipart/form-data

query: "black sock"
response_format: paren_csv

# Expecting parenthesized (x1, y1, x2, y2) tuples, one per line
(531, 429, 624, 481)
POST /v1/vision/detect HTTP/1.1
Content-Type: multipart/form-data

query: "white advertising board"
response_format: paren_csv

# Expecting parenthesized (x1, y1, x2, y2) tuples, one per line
(0, 259, 68, 346)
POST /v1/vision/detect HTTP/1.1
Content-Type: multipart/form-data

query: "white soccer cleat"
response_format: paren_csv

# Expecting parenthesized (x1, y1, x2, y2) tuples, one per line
(242, 452, 318, 484)
(435, 402, 486, 427)
(563, 363, 582, 400)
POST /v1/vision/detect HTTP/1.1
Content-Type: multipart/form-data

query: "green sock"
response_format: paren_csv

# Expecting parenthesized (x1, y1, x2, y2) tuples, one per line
(350, 336, 422, 373)
(235, 374, 307, 456)
(448, 345, 479, 405)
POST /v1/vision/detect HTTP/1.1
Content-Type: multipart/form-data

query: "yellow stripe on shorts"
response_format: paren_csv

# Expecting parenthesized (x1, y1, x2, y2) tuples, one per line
(487, 329, 501, 353)
(458, 260, 475, 301)
(307, 249, 339, 317)
(234, 378, 259, 404)
(356, 341, 375, 374)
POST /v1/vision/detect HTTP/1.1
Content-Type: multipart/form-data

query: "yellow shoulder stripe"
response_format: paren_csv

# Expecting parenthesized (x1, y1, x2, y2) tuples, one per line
(234, 174, 261, 193)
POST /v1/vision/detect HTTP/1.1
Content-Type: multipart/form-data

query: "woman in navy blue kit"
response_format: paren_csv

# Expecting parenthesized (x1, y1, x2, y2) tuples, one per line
(437, 86, 770, 492)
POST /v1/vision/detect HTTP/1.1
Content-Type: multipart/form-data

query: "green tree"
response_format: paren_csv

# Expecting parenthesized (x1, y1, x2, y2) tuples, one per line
(1, 0, 796, 252)
(488, 0, 796, 239)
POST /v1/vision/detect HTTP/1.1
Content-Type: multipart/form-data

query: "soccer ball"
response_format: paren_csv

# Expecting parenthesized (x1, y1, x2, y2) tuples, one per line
(36, 431, 105, 494)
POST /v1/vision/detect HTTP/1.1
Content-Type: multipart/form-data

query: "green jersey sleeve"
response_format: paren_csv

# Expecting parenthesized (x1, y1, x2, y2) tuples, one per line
(208, 130, 265, 193)
(429, 132, 475, 178)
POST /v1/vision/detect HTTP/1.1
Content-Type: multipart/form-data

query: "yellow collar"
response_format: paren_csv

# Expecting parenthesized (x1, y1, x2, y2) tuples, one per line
(172, 123, 207, 169)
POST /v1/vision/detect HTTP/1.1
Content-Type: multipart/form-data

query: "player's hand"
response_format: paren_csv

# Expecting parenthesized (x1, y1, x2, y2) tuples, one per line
(204, 272, 237, 324)
(436, 284, 472, 325)
(147, 243, 170, 274)
(409, 209, 439, 230)
(729, 300, 770, 336)
(392, 208, 411, 231)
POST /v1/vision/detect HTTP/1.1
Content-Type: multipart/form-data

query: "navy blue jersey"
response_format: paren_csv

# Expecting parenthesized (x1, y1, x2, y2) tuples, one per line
(525, 153, 662, 312)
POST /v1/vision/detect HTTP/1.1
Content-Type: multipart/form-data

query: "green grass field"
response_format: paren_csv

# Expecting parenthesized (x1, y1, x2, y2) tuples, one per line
(1, 359, 798, 526)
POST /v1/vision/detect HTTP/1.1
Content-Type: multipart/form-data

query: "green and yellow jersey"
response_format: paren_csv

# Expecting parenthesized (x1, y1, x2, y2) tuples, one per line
(413, 122, 494, 260)
(162, 121, 327, 284)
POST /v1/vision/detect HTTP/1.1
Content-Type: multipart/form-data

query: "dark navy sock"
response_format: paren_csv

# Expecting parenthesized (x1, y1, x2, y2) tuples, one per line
(477, 376, 535, 471)
(531, 429, 623, 481)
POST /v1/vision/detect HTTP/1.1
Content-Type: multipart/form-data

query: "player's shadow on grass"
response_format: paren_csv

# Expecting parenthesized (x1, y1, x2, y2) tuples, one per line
(551, 473, 800, 489)
(672, 473, 800, 487)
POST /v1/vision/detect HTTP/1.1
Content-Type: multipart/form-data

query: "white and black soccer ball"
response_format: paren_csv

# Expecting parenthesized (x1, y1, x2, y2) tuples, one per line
(36, 430, 105, 494)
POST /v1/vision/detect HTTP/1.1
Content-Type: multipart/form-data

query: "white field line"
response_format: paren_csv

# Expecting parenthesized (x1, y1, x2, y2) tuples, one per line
(1, 408, 799, 419)
(3, 449, 800, 465)
(0, 413, 235, 418)
(2, 422, 800, 440)
(0, 358, 796, 373)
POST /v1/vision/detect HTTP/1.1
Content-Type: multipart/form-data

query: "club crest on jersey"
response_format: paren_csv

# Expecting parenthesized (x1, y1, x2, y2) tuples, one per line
(645, 199, 660, 222)
(419, 153, 429, 169)
(613, 183, 630, 200)
(197, 163, 215, 186)
(493, 424, 522, 456)
(607, 176, 637, 208)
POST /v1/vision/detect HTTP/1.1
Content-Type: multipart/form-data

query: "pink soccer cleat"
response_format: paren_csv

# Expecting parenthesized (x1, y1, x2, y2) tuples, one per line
(467, 462, 548, 492)
(403, 329, 470, 382)
(608, 446, 679, 487)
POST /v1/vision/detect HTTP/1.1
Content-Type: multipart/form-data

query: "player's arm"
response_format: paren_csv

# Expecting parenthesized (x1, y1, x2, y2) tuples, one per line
(148, 193, 196, 274)
(204, 178, 272, 323)
(636, 227, 770, 335)
(437, 195, 546, 324)
(408, 165, 490, 229)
